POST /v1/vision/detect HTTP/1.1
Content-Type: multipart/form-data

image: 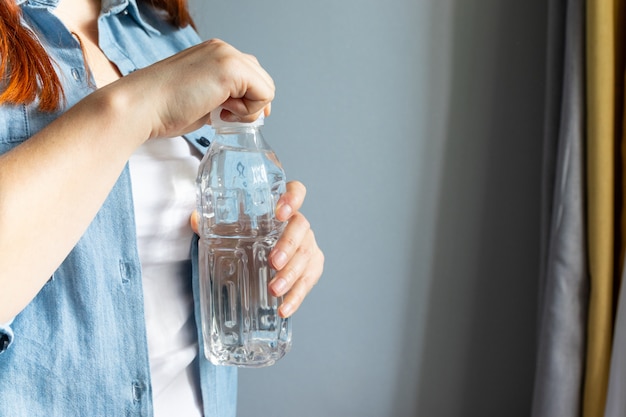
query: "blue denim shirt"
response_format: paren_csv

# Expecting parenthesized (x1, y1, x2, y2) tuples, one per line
(0, 0, 237, 415)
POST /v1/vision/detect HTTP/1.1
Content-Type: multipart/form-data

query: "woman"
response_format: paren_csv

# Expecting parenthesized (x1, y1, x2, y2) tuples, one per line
(0, 0, 324, 415)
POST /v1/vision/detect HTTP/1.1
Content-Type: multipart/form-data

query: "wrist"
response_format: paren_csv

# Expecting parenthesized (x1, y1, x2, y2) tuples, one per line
(89, 77, 154, 147)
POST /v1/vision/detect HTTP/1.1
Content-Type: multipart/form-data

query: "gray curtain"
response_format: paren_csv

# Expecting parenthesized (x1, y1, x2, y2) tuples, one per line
(531, 0, 588, 416)
(605, 265, 626, 416)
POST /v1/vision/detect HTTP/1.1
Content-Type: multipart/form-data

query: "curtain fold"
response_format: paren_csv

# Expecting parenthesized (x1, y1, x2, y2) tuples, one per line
(601, 1, 626, 415)
(534, 1, 626, 415)
(531, 0, 588, 415)
(605, 268, 626, 416)
(583, 0, 623, 415)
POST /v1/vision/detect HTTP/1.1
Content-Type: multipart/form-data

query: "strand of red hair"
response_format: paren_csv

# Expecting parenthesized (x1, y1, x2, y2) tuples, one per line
(0, 0, 63, 111)
(0, 0, 194, 112)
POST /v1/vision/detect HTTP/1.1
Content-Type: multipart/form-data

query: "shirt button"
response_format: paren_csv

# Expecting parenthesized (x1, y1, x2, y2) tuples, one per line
(0, 333, 10, 352)
(132, 381, 145, 402)
(196, 136, 211, 147)
(71, 68, 81, 82)
(119, 260, 133, 284)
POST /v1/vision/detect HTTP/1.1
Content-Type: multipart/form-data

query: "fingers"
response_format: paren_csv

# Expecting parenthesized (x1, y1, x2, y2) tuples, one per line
(191, 178, 323, 318)
(269, 195, 324, 318)
(269, 180, 318, 317)
(190, 210, 199, 235)
(270, 211, 310, 270)
(276, 181, 306, 222)
(217, 45, 275, 121)
(136, 38, 275, 139)
(206, 48, 274, 125)
(282, 242, 324, 318)
(270, 228, 324, 318)
(207, 98, 272, 124)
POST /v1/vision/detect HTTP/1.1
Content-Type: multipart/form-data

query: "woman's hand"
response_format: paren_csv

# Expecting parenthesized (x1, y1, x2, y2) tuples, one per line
(110, 38, 275, 141)
(190, 181, 324, 318)
(268, 181, 324, 317)
(0, 38, 276, 322)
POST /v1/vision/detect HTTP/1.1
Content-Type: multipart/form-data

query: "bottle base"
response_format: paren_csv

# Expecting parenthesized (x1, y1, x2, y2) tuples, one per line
(206, 341, 292, 368)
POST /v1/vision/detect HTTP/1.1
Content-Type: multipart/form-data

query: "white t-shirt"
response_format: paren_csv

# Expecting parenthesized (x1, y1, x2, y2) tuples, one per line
(129, 136, 203, 417)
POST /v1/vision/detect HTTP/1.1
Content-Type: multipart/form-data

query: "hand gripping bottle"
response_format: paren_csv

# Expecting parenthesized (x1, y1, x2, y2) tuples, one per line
(196, 108, 292, 367)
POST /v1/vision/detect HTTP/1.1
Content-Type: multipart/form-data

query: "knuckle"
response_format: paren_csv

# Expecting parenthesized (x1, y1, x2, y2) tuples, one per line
(220, 54, 239, 71)
(316, 249, 325, 268)
(204, 38, 227, 51)
(300, 272, 316, 291)
(291, 212, 310, 230)
(296, 244, 313, 258)
(295, 181, 307, 195)
(284, 181, 306, 203)
(289, 283, 307, 306)
(244, 53, 260, 64)
(282, 235, 298, 252)
(281, 267, 297, 284)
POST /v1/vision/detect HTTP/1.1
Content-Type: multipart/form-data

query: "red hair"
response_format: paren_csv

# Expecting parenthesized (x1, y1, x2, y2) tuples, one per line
(0, 0, 194, 111)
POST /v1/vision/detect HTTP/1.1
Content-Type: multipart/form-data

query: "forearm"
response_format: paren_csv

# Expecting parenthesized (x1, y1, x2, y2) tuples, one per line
(0, 84, 149, 322)
(0, 39, 276, 322)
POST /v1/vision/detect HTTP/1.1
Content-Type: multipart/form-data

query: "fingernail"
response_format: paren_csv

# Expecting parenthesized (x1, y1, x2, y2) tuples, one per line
(271, 278, 287, 295)
(272, 251, 287, 269)
(279, 302, 294, 318)
(276, 203, 292, 220)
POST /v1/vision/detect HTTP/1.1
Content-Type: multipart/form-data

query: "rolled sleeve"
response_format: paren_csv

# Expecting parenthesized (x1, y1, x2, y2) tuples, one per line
(0, 319, 14, 354)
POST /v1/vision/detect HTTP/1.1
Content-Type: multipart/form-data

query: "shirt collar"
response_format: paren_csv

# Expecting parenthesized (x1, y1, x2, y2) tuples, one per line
(17, 0, 129, 10)
(102, 0, 128, 12)
(103, 0, 161, 35)
(18, 0, 161, 35)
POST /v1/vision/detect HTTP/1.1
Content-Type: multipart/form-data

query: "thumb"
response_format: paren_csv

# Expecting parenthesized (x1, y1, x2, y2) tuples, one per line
(190, 210, 199, 235)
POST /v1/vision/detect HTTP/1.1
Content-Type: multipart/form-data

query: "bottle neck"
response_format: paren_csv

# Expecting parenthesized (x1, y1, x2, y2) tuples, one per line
(212, 125, 270, 151)
(214, 125, 259, 135)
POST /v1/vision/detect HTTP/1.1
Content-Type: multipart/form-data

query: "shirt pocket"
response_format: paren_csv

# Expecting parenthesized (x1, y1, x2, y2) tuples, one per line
(0, 103, 62, 155)
(0, 104, 30, 154)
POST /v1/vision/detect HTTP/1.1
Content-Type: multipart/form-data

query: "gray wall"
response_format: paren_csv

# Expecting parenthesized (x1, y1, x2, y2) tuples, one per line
(188, 1, 547, 416)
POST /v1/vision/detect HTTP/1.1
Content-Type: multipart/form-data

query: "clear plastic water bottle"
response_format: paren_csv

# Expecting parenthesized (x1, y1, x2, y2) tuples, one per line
(196, 108, 292, 367)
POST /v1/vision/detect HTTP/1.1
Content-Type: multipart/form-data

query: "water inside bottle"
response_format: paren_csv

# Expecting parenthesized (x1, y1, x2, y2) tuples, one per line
(199, 234, 292, 367)
(196, 128, 292, 367)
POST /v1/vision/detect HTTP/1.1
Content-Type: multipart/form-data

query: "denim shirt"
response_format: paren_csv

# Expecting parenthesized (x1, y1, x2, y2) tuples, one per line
(0, 0, 237, 415)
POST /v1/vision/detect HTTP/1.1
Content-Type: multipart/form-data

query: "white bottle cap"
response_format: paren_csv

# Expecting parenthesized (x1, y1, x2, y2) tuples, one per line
(210, 107, 265, 128)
